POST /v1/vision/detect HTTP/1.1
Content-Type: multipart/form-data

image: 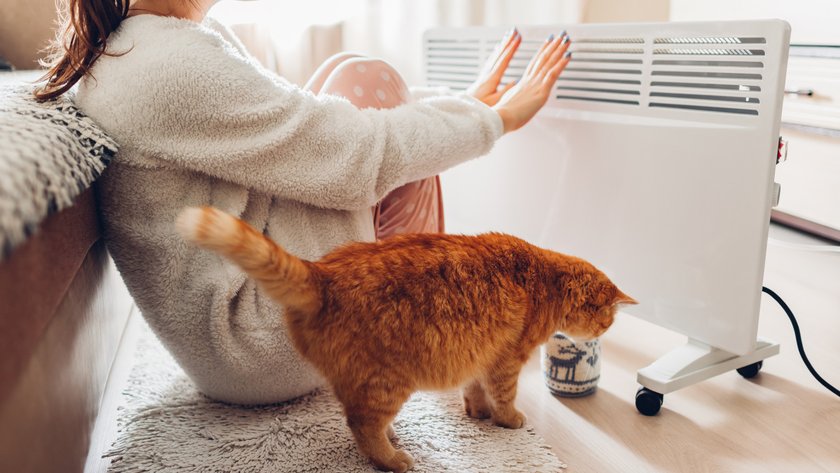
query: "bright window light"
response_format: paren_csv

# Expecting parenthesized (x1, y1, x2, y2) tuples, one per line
(209, 0, 358, 33)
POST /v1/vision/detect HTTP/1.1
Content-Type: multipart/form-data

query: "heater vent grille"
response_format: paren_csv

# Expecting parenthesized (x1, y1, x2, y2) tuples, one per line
(654, 36, 766, 44)
(426, 38, 484, 91)
(554, 37, 644, 106)
(424, 28, 778, 119)
(653, 48, 765, 56)
(574, 37, 645, 44)
(649, 36, 766, 116)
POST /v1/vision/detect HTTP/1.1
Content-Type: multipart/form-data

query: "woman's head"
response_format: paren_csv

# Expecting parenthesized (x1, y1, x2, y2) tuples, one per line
(35, 0, 130, 101)
(35, 0, 217, 101)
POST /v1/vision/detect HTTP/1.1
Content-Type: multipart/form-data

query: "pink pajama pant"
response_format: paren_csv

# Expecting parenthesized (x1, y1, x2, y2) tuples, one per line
(304, 53, 445, 238)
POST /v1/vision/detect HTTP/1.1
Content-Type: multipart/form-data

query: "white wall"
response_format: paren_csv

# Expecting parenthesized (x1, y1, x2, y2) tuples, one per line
(670, 0, 840, 45)
(584, 0, 669, 23)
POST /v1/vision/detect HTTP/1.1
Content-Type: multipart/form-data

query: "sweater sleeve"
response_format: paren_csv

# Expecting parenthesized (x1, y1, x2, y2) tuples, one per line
(409, 85, 456, 100)
(134, 29, 503, 211)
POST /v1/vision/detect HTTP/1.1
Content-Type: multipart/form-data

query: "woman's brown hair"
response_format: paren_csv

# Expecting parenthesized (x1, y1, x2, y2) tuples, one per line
(35, 0, 130, 101)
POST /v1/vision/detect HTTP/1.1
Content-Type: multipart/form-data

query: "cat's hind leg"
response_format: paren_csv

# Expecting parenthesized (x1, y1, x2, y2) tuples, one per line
(484, 362, 527, 429)
(463, 379, 492, 419)
(336, 385, 414, 473)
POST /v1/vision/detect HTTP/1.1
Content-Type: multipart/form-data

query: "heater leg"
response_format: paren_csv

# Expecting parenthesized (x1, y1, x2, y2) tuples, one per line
(634, 337, 779, 415)
(736, 360, 764, 379)
(635, 387, 664, 416)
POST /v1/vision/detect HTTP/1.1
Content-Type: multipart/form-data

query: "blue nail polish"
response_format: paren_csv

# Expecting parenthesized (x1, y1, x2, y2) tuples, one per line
(564, 51, 572, 59)
(548, 33, 554, 41)
(562, 35, 570, 45)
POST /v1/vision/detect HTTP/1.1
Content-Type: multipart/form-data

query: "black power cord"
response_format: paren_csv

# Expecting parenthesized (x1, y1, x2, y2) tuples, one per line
(762, 286, 840, 398)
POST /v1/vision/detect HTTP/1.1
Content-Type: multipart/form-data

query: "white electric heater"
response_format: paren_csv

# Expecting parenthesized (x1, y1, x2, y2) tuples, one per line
(424, 20, 790, 414)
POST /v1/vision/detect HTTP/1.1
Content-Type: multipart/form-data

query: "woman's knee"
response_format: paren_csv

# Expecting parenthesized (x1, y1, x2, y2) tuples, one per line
(305, 52, 365, 93)
(321, 57, 410, 109)
(320, 52, 366, 75)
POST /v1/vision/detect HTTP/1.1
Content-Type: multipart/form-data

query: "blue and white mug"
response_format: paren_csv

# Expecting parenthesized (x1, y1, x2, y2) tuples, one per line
(541, 333, 601, 397)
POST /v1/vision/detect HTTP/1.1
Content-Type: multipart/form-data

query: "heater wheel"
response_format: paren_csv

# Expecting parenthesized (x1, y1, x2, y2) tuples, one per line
(635, 387, 663, 416)
(736, 360, 763, 379)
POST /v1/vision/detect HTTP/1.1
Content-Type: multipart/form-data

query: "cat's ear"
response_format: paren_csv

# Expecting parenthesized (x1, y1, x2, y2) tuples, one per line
(612, 289, 638, 306)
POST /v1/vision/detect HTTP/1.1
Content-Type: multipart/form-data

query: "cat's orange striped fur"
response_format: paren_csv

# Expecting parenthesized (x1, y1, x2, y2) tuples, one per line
(176, 206, 635, 473)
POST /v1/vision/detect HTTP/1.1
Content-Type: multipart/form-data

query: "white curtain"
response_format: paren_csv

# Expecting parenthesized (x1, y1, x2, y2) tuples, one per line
(210, 0, 586, 86)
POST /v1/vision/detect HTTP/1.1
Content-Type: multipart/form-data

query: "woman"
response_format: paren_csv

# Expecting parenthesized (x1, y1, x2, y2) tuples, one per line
(37, 0, 571, 404)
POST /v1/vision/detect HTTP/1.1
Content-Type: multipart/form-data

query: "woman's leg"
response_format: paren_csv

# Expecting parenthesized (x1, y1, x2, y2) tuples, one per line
(310, 56, 445, 238)
(304, 52, 364, 95)
(374, 175, 445, 236)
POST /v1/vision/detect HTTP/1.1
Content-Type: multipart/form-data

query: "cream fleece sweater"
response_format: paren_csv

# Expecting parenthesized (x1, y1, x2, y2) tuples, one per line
(74, 15, 503, 404)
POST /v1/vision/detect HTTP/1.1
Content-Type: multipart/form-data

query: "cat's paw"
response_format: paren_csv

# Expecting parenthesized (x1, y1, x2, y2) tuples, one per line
(375, 449, 414, 473)
(467, 405, 492, 420)
(493, 409, 526, 429)
(464, 393, 492, 419)
(387, 424, 397, 439)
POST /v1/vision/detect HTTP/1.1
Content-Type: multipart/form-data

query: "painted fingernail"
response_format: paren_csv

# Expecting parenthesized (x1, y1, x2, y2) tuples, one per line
(547, 33, 554, 41)
(564, 51, 572, 59)
(562, 35, 570, 45)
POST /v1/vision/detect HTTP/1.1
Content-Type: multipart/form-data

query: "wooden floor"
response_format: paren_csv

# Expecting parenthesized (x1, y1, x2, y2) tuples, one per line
(517, 224, 840, 473)
(87, 224, 840, 472)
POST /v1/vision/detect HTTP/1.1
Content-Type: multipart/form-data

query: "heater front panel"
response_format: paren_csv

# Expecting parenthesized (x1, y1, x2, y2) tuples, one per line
(426, 20, 790, 355)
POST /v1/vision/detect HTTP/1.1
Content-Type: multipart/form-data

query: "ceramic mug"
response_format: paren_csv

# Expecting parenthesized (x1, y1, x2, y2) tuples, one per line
(541, 332, 601, 397)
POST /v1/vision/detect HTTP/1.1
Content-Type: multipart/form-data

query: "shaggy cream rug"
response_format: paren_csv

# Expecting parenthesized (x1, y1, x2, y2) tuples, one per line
(105, 322, 567, 472)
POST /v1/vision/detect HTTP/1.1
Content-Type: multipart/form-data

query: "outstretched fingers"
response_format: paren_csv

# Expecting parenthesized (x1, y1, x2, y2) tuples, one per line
(491, 30, 574, 133)
(486, 28, 520, 73)
(543, 50, 572, 89)
(491, 31, 522, 80)
(524, 35, 552, 77)
(526, 32, 566, 77)
(539, 36, 572, 88)
(535, 34, 568, 79)
(469, 28, 523, 106)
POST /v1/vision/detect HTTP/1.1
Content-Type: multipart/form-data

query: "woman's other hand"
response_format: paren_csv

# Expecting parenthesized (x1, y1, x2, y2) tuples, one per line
(494, 33, 572, 133)
(467, 28, 521, 107)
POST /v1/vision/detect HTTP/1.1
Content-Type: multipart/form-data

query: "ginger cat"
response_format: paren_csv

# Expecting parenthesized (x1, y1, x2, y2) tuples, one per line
(176, 207, 635, 473)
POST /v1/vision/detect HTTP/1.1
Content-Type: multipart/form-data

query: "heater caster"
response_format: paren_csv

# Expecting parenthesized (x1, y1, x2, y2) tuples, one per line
(736, 360, 763, 379)
(635, 387, 664, 416)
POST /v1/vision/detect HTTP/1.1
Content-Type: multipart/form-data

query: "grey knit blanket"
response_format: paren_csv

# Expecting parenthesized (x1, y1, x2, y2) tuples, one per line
(0, 75, 118, 260)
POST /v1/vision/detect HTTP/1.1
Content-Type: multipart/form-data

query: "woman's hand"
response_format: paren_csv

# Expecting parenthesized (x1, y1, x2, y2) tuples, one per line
(493, 33, 572, 133)
(467, 28, 522, 107)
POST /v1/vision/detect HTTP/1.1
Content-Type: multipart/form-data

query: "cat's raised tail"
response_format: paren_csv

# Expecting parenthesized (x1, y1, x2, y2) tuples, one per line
(175, 207, 322, 314)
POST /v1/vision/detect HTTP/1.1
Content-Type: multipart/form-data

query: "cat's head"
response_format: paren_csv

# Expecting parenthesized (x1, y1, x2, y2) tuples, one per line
(555, 259, 637, 341)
